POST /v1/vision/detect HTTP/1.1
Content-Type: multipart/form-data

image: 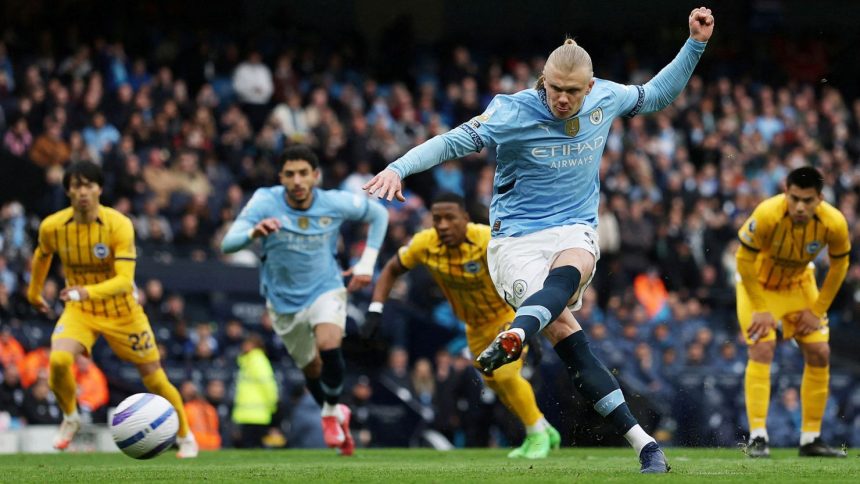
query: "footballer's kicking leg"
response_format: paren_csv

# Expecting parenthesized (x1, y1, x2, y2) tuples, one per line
(744, 339, 775, 458)
(49, 338, 85, 450)
(797, 341, 845, 457)
(136, 361, 198, 458)
(313, 322, 354, 456)
(478, 248, 592, 372)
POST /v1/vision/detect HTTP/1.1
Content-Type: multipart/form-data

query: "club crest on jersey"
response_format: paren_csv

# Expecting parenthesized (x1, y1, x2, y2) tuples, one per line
(565, 118, 580, 137)
(298, 217, 309, 230)
(319, 217, 332, 227)
(589, 108, 603, 125)
(92, 243, 110, 259)
(748, 220, 756, 233)
(513, 279, 528, 298)
(806, 241, 821, 254)
(463, 261, 481, 274)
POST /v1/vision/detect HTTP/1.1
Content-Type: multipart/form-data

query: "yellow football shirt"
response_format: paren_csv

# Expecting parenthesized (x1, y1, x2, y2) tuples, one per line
(398, 223, 514, 326)
(737, 194, 850, 291)
(34, 205, 139, 318)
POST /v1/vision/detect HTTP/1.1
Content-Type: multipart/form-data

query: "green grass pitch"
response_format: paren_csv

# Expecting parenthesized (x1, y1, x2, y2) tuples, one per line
(1, 448, 858, 483)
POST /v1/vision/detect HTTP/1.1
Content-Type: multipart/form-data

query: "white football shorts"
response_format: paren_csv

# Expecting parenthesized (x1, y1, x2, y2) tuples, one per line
(267, 287, 347, 368)
(488, 224, 599, 311)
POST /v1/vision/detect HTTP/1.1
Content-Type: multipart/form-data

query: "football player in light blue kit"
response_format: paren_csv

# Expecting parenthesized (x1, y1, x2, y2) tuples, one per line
(222, 145, 388, 456)
(365, 7, 715, 473)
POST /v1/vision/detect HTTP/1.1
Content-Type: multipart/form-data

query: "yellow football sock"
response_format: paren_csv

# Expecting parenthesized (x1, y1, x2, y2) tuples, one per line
(142, 369, 190, 438)
(744, 360, 771, 432)
(48, 350, 78, 416)
(483, 363, 543, 428)
(801, 365, 829, 434)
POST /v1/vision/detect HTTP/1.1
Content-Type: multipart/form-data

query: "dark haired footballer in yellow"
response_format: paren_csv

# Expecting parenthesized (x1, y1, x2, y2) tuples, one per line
(366, 193, 560, 459)
(736, 166, 849, 458)
(27, 161, 197, 457)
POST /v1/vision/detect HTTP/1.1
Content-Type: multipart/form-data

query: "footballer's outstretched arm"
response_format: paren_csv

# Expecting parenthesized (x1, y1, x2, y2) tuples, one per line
(386, 130, 479, 180)
(634, 39, 706, 115)
(363, 129, 480, 202)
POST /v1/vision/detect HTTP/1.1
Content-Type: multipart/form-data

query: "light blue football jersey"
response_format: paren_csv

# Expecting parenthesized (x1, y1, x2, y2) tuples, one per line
(224, 186, 386, 313)
(464, 81, 638, 237)
(388, 38, 706, 238)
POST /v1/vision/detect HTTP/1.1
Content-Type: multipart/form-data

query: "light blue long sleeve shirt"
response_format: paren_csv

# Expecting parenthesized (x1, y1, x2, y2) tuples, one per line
(389, 38, 706, 237)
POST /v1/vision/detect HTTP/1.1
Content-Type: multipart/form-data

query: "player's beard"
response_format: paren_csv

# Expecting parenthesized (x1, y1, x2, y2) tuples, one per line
(288, 186, 311, 205)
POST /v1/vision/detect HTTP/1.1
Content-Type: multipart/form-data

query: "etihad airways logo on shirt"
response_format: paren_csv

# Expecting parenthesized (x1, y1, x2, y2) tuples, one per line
(530, 136, 605, 158)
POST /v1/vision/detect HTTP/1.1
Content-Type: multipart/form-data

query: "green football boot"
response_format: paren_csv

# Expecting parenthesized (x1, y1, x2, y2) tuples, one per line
(546, 424, 561, 450)
(507, 431, 551, 459)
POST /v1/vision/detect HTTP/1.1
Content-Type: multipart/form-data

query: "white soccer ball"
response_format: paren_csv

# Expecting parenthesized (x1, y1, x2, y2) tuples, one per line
(109, 393, 178, 459)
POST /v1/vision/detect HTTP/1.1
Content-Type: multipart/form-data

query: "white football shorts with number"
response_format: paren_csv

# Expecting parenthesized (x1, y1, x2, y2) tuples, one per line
(487, 224, 599, 311)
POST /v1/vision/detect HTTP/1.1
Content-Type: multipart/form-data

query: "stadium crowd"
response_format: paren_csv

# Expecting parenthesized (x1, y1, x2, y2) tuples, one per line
(2, 24, 860, 450)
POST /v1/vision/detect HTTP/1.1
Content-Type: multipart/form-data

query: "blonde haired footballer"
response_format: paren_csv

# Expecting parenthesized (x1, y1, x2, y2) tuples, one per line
(367, 193, 560, 458)
(736, 166, 848, 458)
(27, 161, 197, 457)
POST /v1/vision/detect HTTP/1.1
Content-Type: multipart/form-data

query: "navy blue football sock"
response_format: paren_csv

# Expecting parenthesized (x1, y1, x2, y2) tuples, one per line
(554, 331, 638, 434)
(319, 348, 345, 405)
(511, 265, 581, 339)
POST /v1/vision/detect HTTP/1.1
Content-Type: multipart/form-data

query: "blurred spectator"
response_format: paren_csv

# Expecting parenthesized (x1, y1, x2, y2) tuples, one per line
(219, 319, 246, 363)
(141, 278, 166, 321)
(233, 50, 273, 131)
(769, 387, 802, 447)
(3, 116, 32, 157)
(411, 358, 435, 409)
(205, 379, 233, 447)
(28, 119, 70, 168)
(285, 385, 326, 449)
(0, 363, 25, 426)
(0, 326, 24, 369)
(19, 347, 50, 389)
(81, 112, 120, 160)
(232, 334, 278, 448)
(170, 149, 213, 201)
(381, 347, 412, 391)
(181, 380, 222, 450)
(22, 375, 61, 425)
(270, 91, 310, 144)
(633, 268, 669, 320)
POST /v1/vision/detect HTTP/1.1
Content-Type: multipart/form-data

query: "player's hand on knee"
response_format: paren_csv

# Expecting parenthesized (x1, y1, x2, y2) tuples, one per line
(792, 309, 821, 336)
(252, 218, 281, 238)
(688, 6, 715, 42)
(362, 169, 405, 202)
(748, 311, 776, 342)
(60, 286, 90, 302)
